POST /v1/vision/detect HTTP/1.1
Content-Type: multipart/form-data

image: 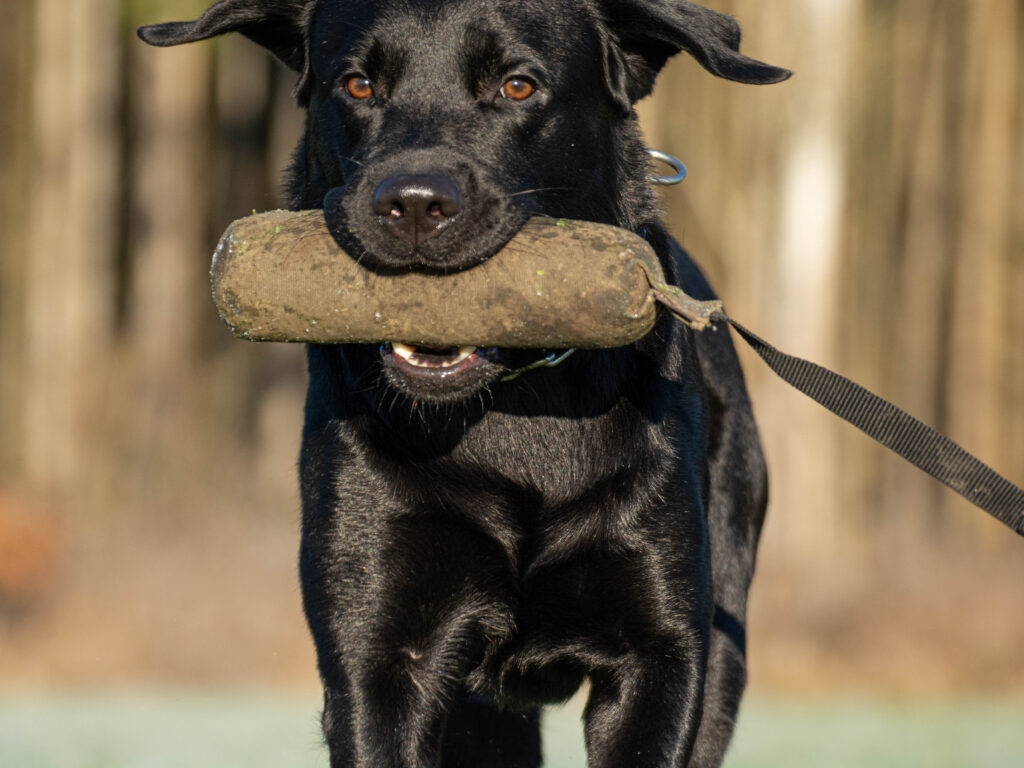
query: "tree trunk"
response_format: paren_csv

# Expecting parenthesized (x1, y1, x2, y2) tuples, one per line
(21, 0, 121, 493)
(0, 0, 33, 482)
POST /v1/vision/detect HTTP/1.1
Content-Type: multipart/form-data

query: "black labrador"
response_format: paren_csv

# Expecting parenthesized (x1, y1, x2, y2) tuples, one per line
(139, 2, 789, 766)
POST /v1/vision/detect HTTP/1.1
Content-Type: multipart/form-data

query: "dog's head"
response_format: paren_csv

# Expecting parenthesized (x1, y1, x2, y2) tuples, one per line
(140, 0, 788, 404)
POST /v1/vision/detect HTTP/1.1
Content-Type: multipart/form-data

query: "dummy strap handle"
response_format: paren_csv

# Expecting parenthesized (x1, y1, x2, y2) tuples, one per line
(650, 281, 1024, 537)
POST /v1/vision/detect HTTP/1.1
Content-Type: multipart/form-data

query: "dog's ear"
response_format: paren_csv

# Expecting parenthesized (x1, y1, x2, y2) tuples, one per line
(137, 0, 310, 74)
(600, 0, 791, 110)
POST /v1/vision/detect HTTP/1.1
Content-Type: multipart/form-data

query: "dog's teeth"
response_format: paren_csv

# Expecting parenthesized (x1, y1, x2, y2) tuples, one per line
(390, 342, 479, 368)
(453, 346, 476, 363)
(392, 342, 415, 361)
(439, 346, 476, 366)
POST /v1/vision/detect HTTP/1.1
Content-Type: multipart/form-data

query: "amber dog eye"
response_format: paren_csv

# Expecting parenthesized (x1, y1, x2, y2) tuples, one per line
(345, 76, 373, 100)
(500, 78, 535, 101)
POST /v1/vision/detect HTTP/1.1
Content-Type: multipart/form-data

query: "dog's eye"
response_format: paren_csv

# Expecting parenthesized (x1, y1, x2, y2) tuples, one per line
(500, 78, 536, 101)
(345, 76, 374, 100)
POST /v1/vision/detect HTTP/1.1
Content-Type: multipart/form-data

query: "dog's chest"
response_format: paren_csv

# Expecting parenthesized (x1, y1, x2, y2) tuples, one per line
(315, 396, 700, 710)
(454, 401, 664, 488)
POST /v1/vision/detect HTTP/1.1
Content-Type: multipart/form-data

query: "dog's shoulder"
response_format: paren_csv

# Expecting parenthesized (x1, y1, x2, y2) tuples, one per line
(667, 236, 716, 303)
(667, 236, 756, 407)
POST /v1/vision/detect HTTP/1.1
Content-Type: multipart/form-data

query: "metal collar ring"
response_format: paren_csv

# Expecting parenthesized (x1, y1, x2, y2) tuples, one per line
(646, 148, 688, 186)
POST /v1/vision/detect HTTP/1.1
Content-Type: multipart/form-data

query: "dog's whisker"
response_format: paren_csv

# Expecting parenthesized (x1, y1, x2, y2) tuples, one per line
(326, 19, 373, 35)
(505, 186, 576, 199)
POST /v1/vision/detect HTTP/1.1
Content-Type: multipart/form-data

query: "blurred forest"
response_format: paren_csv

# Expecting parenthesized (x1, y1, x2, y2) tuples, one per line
(0, 0, 1022, 696)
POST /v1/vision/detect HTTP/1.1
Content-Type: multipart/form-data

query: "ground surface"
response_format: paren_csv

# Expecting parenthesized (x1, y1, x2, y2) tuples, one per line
(2, 690, 1022, 768)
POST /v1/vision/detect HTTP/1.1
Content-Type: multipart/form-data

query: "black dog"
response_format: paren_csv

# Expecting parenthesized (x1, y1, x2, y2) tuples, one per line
(140, 2, 789, 766)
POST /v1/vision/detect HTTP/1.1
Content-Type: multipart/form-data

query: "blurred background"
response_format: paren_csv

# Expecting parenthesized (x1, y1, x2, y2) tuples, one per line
(1, 0, 1022, 765)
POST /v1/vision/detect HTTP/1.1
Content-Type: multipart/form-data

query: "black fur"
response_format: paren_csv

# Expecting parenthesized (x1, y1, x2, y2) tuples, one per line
(139, 2, 788, 766)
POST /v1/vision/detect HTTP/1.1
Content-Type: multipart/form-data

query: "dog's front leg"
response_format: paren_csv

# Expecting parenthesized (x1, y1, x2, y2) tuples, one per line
(584, 635, 709, 768)
(580, 487, 713, 768)
(302, 507, 514, 768)
(317, 654, 461, 768)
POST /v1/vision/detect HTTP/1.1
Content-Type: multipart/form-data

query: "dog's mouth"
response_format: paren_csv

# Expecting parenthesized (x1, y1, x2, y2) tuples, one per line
(378, 342, 501, 403)
(382, 342, 487, 374)
(372, 342, 571, 404)
(377, 341, 503, 403)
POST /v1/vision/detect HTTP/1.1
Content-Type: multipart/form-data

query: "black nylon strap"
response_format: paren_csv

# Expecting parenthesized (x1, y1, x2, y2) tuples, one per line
(714, 313, 1024, 537)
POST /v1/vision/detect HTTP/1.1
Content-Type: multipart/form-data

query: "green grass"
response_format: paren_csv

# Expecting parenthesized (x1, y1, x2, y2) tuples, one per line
(1, 691, 1021, 767)
(0, 691, 325, 768)
(724, 696, 1024, 768)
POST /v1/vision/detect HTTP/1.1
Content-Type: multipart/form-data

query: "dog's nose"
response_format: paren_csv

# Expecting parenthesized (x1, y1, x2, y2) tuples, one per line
(372, 174, 462, 246)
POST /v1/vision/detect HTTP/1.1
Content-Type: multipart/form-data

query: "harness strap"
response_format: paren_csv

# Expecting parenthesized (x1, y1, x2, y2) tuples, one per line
(651, 285, 1024, 536)
(500, 348, 577, 382)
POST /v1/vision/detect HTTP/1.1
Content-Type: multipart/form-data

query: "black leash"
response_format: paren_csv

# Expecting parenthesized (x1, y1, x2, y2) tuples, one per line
(651, 284, 1024, 537)
(721, 315, 1024, 536)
